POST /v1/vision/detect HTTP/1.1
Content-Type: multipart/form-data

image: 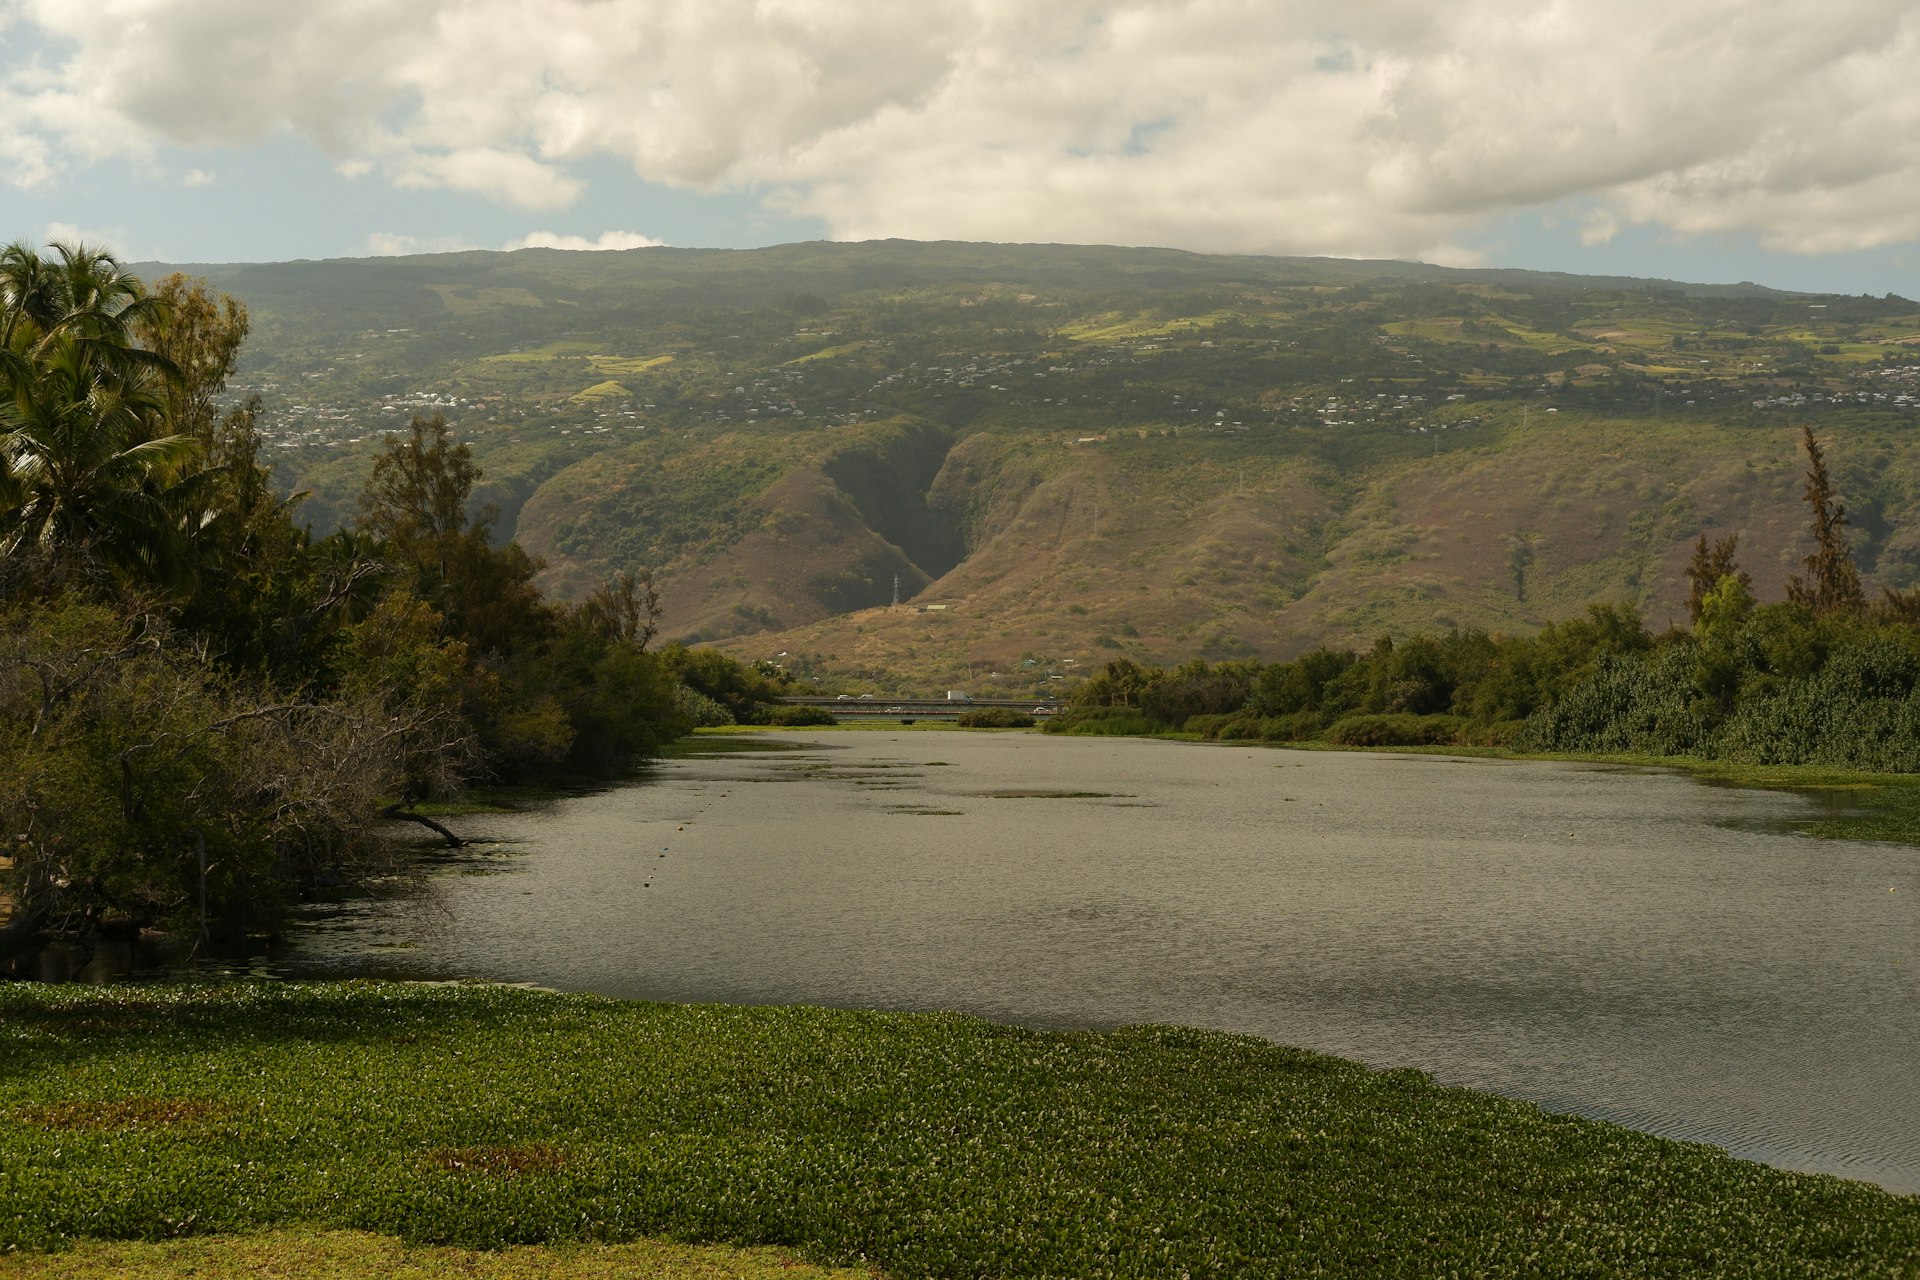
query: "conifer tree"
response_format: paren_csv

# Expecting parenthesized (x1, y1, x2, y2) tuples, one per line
(1784, 425, 1864, 616)
(1684, 532, 1749, 625)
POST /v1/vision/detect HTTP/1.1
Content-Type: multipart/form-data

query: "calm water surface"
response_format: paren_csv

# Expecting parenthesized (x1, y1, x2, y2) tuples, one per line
(280, 733, 1920, 1193)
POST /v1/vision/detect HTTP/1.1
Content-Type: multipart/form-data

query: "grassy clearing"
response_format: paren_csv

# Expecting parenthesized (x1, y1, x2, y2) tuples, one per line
(1, 983, 1915, 1278)
(781, 343, 868, 365)
(567, 380, 631, 402)
(478, 342, 607, 364)
(1055, 311, 1232, 343)
(587, 354, 674, 376)
(0, 1228, 876, 1279)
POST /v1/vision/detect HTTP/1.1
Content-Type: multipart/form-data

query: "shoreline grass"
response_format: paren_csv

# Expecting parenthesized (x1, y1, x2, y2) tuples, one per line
(1, 983, 1915, 1278)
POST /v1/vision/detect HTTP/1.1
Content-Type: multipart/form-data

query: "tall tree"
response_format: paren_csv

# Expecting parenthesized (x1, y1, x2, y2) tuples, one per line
(1506, 529, 1538, 603)
(1785, 426, 1864, 617)
(356, 414, 484, 583)
(1684, 532, 1750, 625)
(136, 273, 250, 451)
(356, 414, 554, 657)
(0, 244, 200, 589)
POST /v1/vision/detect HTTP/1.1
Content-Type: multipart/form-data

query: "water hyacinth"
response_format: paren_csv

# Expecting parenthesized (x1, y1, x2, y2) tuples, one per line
(0, 982, 1916, 1277)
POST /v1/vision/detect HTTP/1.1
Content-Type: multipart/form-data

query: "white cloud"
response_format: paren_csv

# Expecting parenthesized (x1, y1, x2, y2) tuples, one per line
(43, 220, 139, 258)
(6, 1, 1920, 261)
(361, 231, 480, 257)
(389, 146, 583, 211)
(1579, 212, 1620, 249)
(505, 230, 665, 251)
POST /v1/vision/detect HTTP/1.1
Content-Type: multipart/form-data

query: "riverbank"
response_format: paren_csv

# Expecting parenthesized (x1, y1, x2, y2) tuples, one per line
(1, 982, 1914, 1278)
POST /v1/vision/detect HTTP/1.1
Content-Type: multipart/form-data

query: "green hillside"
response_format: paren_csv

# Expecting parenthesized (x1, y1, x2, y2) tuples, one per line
(143, 241, 1920, 690)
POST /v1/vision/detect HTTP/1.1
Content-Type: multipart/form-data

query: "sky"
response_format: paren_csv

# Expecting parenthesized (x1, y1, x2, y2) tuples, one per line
(3, 0, 1919, 298)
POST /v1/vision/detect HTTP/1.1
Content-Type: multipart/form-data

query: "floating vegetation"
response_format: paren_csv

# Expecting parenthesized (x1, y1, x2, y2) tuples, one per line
(0, 983, 1914, 1276)
(661, 736, 810, 758)
(427, 1143, 570, 1178)
(0, 1229, 877, 1280)
(975, 789, 1124, 799)
(16, 1098, 226, 1132)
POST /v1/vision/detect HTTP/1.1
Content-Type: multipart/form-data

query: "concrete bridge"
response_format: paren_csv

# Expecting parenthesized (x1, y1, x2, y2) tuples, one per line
(780, 696, 1061, 722)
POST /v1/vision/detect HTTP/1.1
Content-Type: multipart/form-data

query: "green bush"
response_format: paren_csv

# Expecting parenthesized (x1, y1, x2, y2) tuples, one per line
(1041, 706, 1162, 736)
(1519, 646, 1714, 757)
(1467, 718, 1529, 748)
(956, 708, 1036, 728)
(1325, 713, 1465, 748)
(767, 703, 838, 727)
(1181, 712, 1238, 738)
(1715, 636, 1920, 770)
(674, 684, 737, 727)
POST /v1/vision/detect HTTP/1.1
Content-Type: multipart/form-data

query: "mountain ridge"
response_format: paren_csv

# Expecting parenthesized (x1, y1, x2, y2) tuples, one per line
(126, 239, 1920, 692)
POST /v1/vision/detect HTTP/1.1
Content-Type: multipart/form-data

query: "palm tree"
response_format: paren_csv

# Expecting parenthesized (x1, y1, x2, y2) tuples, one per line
(1, 240, 169, 354)
(1, 331, 200, 579)
(0, 242, 198, 588)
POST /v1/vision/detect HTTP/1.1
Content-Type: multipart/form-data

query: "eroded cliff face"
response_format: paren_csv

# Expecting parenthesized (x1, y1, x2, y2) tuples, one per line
(820, 419, 967, 586)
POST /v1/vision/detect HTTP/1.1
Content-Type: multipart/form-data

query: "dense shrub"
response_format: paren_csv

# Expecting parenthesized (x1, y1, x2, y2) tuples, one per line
(0, 601, 456, 946)
(956, 708, 1036, 728)
(1188, 711, 1322, 742)
(1715, 635, 1920, 770)
(1181, 712, 1237, 738)
(1325, 713, 1465, 748)
(664, 644, 790, 724)
(1042, 706, 1163, 736)
(767, 703, 838, 727)
(1519, 645, 1714, 757)
(674, 685, 737, 727)
(1466, 718, 1529, 748)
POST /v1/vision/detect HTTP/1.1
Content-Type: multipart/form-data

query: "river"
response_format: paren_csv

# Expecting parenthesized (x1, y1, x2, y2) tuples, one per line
(276, 731, 1920, 1194)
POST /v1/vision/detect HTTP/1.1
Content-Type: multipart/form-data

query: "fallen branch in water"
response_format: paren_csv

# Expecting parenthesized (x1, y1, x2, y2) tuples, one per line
(378, 804, 465, 848)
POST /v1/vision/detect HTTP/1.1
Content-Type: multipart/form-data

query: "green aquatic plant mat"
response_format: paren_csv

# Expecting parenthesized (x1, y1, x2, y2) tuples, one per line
(1, 983, 1915, 1278)
(0, 1227, 879, 1278)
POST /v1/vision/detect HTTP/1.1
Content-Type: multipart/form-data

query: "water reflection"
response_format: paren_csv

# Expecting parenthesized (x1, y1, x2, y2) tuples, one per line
(275, 734, 1919, 1194)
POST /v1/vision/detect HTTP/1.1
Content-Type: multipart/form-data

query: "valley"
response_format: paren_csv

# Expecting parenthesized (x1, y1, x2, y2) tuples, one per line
(155, 240, 1920, 693)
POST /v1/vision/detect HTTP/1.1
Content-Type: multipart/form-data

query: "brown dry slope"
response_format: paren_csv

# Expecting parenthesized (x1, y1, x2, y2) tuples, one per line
(679, 416, 1920, 687)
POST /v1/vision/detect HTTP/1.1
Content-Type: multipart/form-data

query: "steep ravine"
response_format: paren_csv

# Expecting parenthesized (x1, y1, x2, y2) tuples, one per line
(819, 420, 967, 586)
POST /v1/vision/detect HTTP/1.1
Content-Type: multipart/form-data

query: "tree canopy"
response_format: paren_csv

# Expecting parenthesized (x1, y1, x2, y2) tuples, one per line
(0, 243, 780, 971)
